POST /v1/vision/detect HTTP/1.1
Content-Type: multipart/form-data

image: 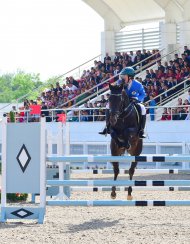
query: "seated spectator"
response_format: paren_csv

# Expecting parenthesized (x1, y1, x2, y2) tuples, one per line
(145, 70, 151, 79)
(172, 108, 178, 120)
(167, 107, 172, 120)
(174, 107, 187, 120)
(183, 99, 190, 113)
(96, 110, 105, 121)
(66, 82, 78, 92)
(161, 108, 169, 120)
(69, 111, 79, 122)
(177, 97, 183, 106)
(80, 111, 89, 121)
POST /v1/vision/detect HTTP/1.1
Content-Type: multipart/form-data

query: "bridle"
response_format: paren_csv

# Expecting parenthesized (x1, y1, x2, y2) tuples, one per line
(109, 92, 134, 120)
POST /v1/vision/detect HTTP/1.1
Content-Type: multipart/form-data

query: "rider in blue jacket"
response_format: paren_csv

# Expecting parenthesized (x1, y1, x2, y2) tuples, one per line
(99, 66, 146, 139)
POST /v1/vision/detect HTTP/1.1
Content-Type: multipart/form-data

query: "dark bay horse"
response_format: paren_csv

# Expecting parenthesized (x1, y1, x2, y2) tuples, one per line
(108, 84, 143, 200)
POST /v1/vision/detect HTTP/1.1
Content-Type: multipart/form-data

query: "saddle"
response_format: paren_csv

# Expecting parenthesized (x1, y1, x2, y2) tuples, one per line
(132, 102, 141, 128)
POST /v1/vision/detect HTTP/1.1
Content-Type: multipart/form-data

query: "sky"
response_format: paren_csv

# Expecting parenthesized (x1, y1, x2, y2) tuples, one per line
(0, 0, 104, 80)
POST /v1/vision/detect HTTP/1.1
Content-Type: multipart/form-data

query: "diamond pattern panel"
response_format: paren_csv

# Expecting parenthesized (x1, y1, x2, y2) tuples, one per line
(16, 144, 31, 173)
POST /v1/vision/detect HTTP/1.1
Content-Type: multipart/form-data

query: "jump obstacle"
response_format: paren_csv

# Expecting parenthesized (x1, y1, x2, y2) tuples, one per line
(1, 117, 190, 224)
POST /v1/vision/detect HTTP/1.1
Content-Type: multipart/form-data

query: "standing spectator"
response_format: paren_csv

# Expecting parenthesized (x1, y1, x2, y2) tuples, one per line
(157, 61, 165, 73)
(149, 95, 156, 121)
(69, 76, 79, 88)
(184, 46, 190, 57)
(41, 102, 51, 122)
(187, 89, 190, 103)
(129, 51, 136, 63)
(54, 82, 62, 95)
(104, 53, 111, 63)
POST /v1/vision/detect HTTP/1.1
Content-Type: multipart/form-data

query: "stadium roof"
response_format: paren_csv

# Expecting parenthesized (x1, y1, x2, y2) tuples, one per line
(83, 0, 184, 30)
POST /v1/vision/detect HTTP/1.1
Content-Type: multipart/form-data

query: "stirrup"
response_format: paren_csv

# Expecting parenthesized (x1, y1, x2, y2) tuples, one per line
(99, 127, 110, 135)
(139, 130, 146, 139)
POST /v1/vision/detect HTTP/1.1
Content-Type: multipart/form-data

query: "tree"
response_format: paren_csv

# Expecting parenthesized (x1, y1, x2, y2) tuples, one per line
(0, 70, 43, 103)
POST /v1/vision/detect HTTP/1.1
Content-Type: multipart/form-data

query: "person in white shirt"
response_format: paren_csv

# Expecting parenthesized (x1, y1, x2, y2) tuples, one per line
(66, 83, 77, 92)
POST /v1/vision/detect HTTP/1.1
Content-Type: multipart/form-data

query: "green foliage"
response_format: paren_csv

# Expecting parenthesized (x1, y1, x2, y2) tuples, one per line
(0, 193, 28, 202)
(9, 111, 15, 122)
(0, 70, 43, 103)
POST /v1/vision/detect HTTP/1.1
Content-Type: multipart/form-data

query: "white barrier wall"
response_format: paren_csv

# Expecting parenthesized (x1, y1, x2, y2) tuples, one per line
(0, 121, 190, 160)
(0, 121, 190, 145)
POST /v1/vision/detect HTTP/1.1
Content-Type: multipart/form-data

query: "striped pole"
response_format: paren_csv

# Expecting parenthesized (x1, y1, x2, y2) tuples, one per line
(70, 169, 190, 175)
(71, 186, 190, 192)
(47, 200, 190, 207)
(47, 155, 190, 163)
(47, 180, 190, 187)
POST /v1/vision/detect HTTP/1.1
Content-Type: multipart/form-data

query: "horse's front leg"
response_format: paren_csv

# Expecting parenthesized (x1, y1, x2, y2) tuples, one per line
(127, 161, 138, 200)
(111, 162, 119, 199)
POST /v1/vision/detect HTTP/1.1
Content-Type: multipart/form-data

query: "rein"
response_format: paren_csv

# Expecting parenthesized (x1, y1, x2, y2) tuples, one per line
(110, 92, 134, 120)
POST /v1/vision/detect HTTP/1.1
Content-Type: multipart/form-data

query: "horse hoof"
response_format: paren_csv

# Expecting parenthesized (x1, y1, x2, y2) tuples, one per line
(111, 192, 116, 199)
(127, 195, 133, 200)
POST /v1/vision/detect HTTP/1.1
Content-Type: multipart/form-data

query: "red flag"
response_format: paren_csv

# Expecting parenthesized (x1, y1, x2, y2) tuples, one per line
(30, 105, 41, 115)
(57, 113, 67, 123)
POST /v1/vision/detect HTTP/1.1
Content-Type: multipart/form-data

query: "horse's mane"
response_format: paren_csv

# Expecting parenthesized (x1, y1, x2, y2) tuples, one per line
(109, 84, 129, 104)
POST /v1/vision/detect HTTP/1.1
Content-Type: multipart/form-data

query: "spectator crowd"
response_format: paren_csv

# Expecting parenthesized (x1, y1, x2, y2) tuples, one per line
(14, 46, 190, 122)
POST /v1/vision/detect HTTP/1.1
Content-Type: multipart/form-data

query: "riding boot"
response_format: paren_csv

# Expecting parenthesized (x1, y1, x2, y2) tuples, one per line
(139, 115, 146, 139)
(99, 109, 110, 135)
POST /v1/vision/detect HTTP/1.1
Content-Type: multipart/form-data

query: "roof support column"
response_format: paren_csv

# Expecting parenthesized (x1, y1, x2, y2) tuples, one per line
(159, 21, 178, 61)
(179, 21, 190, 47)
(101, 18, 121, 59)
(101, 30, 115, 59)
(179, 1, 190, 47)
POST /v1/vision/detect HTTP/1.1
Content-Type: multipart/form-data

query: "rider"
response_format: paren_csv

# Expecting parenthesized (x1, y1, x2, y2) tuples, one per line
(99, 66, 146, 139)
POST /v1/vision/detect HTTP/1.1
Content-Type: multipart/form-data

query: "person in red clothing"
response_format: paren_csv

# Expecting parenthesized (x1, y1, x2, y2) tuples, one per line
(175, 69, 182, 81)
(166, 69, 175, 79)
(161, 108, 169, 120)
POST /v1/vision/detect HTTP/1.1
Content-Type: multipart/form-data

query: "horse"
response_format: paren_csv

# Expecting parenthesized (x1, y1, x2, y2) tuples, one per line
(108, 83, 143, 200)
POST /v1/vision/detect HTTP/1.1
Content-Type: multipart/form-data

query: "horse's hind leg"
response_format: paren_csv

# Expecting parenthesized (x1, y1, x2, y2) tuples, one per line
(111, 162, 119, 199)
(127, 161, 138, 200)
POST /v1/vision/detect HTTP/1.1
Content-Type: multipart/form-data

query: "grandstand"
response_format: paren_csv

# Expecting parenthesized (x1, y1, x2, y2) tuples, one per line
(0, 1, 190, 135)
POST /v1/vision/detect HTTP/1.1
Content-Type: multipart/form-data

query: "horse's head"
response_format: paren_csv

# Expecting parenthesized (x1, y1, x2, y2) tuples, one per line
(109, 84, 129, 126)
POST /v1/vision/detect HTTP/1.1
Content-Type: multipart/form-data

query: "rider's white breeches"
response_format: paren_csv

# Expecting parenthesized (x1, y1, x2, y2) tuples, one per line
(138, 103, 146, 115)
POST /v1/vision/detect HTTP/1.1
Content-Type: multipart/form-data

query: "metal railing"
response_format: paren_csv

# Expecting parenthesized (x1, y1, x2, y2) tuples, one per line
(146, 77, 190, 106)
(61, 46, 183, 109)
(57, 49, 166, 109)
(0, 54, 101, 112)
(1, 104, 190, 123)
